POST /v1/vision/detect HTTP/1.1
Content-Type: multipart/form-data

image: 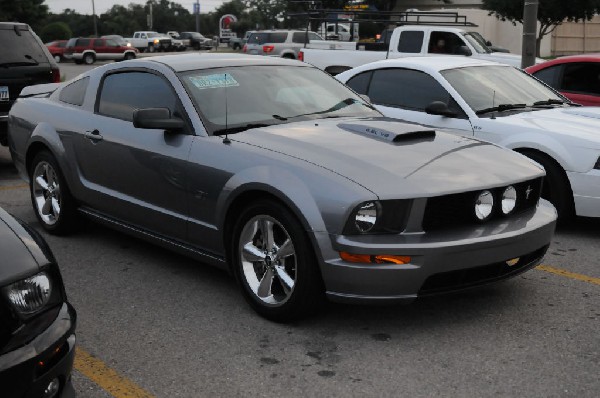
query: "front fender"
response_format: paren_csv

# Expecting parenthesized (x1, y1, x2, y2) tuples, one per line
(500, 133, 577, 172)
(216, 165, 328, 234)
(25, 123, 71, 181)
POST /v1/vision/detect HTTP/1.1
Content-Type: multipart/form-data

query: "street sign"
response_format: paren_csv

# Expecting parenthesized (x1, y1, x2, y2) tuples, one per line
(193, 2, 200, 15)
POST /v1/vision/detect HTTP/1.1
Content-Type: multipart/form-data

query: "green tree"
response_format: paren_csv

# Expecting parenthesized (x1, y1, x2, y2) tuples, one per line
(483, 0, 600, 56)
(39, 21, 71, 42)
(0, 0, 49, 31)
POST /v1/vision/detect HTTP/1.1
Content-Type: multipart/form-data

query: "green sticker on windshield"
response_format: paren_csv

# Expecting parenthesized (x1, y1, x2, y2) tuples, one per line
(189, 74, 239, 89)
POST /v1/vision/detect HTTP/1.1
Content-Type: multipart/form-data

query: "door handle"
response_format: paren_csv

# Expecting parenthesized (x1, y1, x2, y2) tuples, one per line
(84, 129, 103, 143)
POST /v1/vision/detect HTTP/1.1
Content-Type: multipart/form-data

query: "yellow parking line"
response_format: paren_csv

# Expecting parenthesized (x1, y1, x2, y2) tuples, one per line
(74, 348, 156, 398)
(0, 184, 27, 191)
(536, 265, 600, 286)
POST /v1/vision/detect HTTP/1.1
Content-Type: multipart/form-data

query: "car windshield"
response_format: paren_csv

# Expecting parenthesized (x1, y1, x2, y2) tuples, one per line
(178, 65, 380, 135)
(441, 65, 563, 113)
(462, 32, 492, 54)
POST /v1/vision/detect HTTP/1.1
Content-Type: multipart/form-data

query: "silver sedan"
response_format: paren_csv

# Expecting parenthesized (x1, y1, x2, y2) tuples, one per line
(8, 54, 556, 321)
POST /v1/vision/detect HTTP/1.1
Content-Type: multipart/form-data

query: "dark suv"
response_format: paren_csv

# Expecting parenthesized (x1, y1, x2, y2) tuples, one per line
(0, 22, 60, 146)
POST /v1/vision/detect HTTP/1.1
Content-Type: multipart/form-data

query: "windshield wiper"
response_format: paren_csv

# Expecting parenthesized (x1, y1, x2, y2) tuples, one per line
(213, 123, 271, 135)
(272, 97, 365, 121)
(476, 103, 527, 115)
(532, 99, 565, 107)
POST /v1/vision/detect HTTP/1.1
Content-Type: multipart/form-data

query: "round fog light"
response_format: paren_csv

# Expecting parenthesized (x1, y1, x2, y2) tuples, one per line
(43, 378, 60, 398)
(474, 190, 494, 221)
(502, 186, 517, 215)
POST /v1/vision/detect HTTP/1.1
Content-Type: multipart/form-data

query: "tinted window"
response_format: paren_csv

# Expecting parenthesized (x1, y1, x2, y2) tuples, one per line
(77, 38, 91, 47)
(59, 77, 89, 106)
(368, 68, 460, 113)
(0, 25, 49, 63)
(346, 71, 372, 95)
(268, 32, 288, 43)
(292, 32, 322, 43)
(397, 31, 423, 53)
(248, 32, 288, 44)
(532, 65, 561, 88)
(98, 72, 178, 121)
(93, 39, 104, 47)
(428, 32, 466, 55)
(561, 62, 600, 95)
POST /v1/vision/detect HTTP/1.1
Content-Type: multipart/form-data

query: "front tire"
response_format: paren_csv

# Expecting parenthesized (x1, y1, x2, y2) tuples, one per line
(29, 151, 77, 234)
(521, 150, 574, 221)
(124, 52, 135, 61)
(232, 200, 324, 322)
(53, 54, 61, 63)
(83, 53, 95, 65)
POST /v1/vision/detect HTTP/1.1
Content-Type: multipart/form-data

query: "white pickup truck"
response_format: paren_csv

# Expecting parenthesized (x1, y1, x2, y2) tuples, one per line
(126, 31, 173, 52)
(299, 26, 531, 75)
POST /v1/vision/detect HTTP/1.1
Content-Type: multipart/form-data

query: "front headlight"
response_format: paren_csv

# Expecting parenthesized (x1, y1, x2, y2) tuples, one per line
(6, 272, 52, 314)
(153, 39, 159, 44)
(474, 190, 494, 221)
(355, 202, 378, 233)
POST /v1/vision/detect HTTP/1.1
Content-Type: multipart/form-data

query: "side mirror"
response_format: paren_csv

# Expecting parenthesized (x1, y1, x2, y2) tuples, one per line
(486, 40, 492, 46)
(457, 45, 472, 56)
(133, 108, 185, 131)
(425, 101, 457, 118)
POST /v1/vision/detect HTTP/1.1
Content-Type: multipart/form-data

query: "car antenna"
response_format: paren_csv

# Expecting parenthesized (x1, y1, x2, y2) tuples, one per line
(223, 73, 231, 144)
(491, 90, 496, 120)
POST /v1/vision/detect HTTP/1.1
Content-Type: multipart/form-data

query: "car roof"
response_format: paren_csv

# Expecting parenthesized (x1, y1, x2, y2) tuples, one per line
(142, 53, 308, 72)
(525, 53, 600, 72)
(354, 56, 505, 74)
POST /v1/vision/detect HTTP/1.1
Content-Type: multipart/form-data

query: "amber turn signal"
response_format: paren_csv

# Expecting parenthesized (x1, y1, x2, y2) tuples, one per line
(340, 252, 411, 265)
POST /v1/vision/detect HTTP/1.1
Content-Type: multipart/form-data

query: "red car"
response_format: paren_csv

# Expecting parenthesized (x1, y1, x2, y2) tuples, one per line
(45, 40, 67, 63)
(64, 37, 138, 65)
(525, 54, 600, 106)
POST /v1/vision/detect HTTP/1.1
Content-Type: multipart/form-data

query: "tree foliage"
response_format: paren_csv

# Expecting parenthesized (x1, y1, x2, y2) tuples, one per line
(483, 0, 600, 51)
(39, 21, 71, 42)
(0, 0, 48, 31)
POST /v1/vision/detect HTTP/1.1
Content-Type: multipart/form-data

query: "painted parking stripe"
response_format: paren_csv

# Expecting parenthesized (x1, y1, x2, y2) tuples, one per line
(0, 184, 27, 191)
(537, 265, 600, 286)
(75, 348, 156, 398)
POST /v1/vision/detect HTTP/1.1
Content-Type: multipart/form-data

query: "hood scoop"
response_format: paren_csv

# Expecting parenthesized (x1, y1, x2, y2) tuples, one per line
(338, 122, 435, 144)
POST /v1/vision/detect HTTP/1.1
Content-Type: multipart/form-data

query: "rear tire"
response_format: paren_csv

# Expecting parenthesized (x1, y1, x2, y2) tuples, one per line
(29, 151, 78, 235)
(231, 199, 324, 322)
(83, 53, 95, 65)
(53, 54, 61, 63)
(124, 52, 135, 61)
(520, 150, 574, 221)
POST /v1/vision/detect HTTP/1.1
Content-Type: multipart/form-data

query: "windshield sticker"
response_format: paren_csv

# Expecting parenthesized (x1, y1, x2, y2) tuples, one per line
(189, 74, 239, 90)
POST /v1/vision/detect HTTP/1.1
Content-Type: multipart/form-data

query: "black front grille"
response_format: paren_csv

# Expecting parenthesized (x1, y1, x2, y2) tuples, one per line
(422, 178, 543, 231)
(0, 297, 20, 354)
(419, 245, 548, 296)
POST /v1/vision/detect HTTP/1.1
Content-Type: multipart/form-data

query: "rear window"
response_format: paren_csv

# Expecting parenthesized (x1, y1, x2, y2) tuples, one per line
(0, 25, 49, 64)
(248, 32, 288, 45)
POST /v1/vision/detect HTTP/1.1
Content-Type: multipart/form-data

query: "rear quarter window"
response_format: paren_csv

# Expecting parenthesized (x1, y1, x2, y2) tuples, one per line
(59, 77, 90, 106)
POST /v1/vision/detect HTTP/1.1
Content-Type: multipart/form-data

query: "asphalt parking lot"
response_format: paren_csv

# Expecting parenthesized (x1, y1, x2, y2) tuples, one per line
(1, 58, 599, 397)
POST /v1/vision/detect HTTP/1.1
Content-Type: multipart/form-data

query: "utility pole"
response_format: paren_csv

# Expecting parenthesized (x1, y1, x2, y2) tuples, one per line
(195, 1, 200, 33)
(92, 0, 98, 37)
(521, 0, 539, 68)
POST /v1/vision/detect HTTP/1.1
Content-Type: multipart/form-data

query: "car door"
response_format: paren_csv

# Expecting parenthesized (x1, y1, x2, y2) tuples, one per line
(103, 39, 123, 60)
(345, 68, 474, 134)
(92, 39, 108, 60)
(73, 70, 193, 240)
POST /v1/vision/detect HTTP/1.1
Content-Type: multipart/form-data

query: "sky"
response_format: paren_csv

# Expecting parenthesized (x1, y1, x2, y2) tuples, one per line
(46, 0, 227, 15)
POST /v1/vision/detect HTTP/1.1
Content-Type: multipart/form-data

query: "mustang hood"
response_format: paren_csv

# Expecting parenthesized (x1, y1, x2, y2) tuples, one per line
(232, 118, 543, 198)
(492, 107, 600, 149)
(0, 208, 42, 283)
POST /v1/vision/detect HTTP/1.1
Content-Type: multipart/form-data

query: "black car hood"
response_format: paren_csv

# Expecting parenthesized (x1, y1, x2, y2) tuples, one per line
(0, 207, 45, 285)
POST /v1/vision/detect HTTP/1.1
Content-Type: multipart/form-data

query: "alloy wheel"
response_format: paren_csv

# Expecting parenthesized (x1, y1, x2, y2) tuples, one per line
(32, 161, 61, 226)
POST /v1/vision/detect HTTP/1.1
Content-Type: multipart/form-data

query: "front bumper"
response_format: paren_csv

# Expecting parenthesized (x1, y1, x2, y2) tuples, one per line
(0, 303, 77, 398)
(318, 200, 557, 303)
(567, 169, 600, 218)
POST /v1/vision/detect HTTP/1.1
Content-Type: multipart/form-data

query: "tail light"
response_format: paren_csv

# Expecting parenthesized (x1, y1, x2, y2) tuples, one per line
(263, 45, 275, 53)
(298, 50, 304, 61)
(51, 67, 61, 83)
(242, 44, 247, 53)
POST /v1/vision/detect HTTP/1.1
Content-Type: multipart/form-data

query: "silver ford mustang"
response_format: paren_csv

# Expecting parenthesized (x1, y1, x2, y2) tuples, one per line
(8, 54, 556, 321)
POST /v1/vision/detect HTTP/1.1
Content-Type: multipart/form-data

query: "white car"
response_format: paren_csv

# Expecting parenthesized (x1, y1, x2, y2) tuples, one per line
(337, 57, 600, 220)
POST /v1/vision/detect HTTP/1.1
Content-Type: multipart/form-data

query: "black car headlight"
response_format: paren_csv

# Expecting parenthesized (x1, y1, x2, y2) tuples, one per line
(344, 200, 410, 234)
(5, 272, 52, 315)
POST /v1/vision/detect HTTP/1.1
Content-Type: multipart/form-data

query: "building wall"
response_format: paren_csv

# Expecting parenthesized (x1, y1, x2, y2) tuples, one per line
(551, 16, 600, 56)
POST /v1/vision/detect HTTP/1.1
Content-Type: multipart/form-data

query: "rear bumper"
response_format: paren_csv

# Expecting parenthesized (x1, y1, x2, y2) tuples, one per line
(318, 200, 557, 303)
(0, 303, 77, 398)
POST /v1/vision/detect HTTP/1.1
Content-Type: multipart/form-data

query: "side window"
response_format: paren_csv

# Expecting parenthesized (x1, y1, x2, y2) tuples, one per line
(134, 33, 140, 38)
(292, 32, 307, 44)
(98, 72, 178, 122)
(428, 32, 465, 55)
(78, 38, 90, 47)
(532, 65, 561, 88)
(368, 68, 464, 116)
(269, 32, 288, 43)
(106, 39, 118, 47)
(308, 32, 322, 41)
(397, 31, 424, 53)
(561, 63, 600, 95)
(346, 71, 372, 95)
(93, 39, 104, 48)
(59, 77, 89, 106)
